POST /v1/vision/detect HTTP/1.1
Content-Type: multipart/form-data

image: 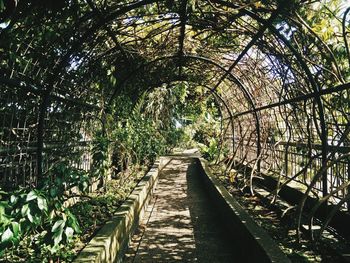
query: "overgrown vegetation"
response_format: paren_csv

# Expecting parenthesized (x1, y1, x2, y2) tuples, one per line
(0, 163, 87, 261)
(0, 164, 147, 262)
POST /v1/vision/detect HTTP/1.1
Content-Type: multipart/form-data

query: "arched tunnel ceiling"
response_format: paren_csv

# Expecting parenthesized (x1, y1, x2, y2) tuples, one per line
(0, 0, 349, 177)
(1, 0, 348, 110)
(3, 2, 350, 258)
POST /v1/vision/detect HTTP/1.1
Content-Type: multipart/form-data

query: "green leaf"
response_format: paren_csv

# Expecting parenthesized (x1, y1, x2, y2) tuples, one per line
(27, 212, 33, 223)
(26, 190, 37, 201)
(10, 222, 21, 245)
(37, 196, 48, 211)
(48, 209, 55, 220)
(48, 244, 59, 254)
(11, 222, 20, 237)
(1, 228, 13, 243)
(53, 227, 64, 246)
(0, 204, 5, 219)
(0, 201, 9, 210)
(21, 204, 30, 216)
(10, 195, 17, 204)
(67, 212, 81, 233)
(65, 227, 74, 240)
(52, 219, 65, 233)
(21, 204, 29, 217)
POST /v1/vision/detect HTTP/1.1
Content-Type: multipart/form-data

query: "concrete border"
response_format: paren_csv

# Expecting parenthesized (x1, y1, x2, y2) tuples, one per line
(235, 161, 350, 240)
(74, 157, 171, 263)
(197, 158, 291, 263)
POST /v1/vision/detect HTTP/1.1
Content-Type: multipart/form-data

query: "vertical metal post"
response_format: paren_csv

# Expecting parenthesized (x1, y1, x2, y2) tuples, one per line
(231, 118, 235, 157)
(256, 114, 261, 173)
(322, 150, 328, 199)
(36, 93, 50, 184)
(284, 144, 289, 178)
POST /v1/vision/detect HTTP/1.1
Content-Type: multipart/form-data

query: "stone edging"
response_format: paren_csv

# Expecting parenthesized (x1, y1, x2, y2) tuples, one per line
(197, 158, 291, 263)
(74, 157, 171, 263)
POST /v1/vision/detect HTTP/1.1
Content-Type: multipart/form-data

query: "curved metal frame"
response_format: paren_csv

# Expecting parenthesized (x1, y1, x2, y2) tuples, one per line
(105, 54, 261, 167)
(30, 1, 331, 179)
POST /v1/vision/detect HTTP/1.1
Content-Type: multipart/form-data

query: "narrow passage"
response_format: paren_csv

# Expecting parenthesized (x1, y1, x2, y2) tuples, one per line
(124, 156, 244, 262)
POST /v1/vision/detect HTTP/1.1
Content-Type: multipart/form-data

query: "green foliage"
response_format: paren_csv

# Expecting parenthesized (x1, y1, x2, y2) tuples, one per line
(69, 168, 146, 250)
(44, 161, 90, 195)
(108, 84, 191, 171)
(199, 138, 220, 162)
(193, 117, 220, 145)
(166, 128, 186, 148)
(0, 188, 80, 257)
(91, 131, 110, 179)
(297, 0, 350, 81)
(0, 162, 88, 259)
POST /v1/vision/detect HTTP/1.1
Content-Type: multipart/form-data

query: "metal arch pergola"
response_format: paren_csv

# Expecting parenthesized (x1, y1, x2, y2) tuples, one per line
(0, 0, 350, 224)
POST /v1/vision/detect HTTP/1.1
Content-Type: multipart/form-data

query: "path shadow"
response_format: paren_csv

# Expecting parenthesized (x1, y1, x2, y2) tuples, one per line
(124, 157, 246, 262)
(186, 158, 246, 262)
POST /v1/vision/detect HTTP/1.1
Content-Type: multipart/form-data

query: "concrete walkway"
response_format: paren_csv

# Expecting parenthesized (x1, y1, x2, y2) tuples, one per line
(124, 157, 244, 262)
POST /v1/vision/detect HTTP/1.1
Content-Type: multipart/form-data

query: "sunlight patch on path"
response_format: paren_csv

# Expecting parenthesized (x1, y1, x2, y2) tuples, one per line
(124, 157, 241, 262)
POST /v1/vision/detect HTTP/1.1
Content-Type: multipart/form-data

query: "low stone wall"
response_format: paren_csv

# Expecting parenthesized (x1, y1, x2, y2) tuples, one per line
(197, 158, 291, 263)
(74, 156, 171, 263)
(235, 161, 350, 240)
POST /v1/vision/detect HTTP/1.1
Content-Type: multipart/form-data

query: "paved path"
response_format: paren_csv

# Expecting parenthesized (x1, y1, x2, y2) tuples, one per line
(124, 157, 243, 262)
